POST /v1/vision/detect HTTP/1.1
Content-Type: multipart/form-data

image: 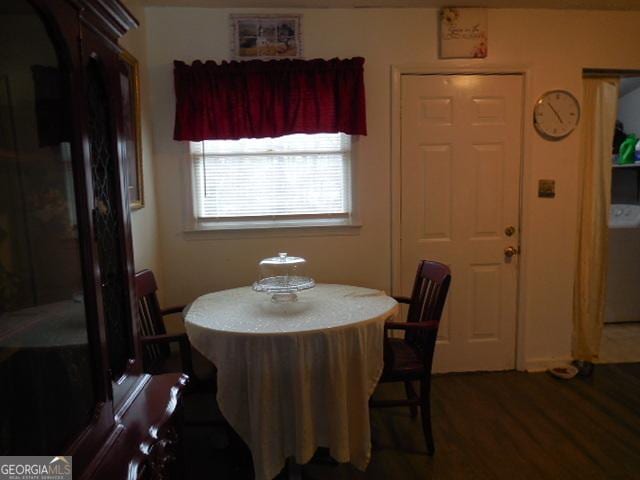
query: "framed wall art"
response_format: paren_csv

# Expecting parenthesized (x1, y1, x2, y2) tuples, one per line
(439, 7, 488, 59)
(230, 14, 302, 59)
(119, 49, 144, 210)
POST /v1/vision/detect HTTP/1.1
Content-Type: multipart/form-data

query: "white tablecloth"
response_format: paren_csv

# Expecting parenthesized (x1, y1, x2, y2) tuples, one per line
(185, 284, 399, 480)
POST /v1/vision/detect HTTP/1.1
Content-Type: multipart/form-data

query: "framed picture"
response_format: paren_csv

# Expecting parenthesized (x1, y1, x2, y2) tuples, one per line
(119, 49, 143, 210)
(439, 7, 488, 59)
(230, 14, 302, 59)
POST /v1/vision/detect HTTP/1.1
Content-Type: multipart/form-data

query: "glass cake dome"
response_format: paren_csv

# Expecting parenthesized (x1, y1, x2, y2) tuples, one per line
(252, 252, 315, 302)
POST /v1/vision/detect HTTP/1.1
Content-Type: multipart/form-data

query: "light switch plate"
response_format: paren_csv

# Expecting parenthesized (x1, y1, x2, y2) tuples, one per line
(538, 179, 555, 198)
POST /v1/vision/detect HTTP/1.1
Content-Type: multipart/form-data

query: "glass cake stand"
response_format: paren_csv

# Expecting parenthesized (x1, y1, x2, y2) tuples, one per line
(252, 253, 315, 303)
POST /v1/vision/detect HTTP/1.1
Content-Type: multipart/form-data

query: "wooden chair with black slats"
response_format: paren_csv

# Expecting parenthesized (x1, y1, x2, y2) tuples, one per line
(370, 260, 451, 455)
(135, 269, 216, 391)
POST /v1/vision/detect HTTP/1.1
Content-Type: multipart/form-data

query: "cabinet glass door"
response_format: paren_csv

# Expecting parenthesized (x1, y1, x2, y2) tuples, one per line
(0, 0, 95, 455)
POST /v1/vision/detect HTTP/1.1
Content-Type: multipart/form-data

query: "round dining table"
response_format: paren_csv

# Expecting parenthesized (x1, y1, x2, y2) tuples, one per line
(184, 283, 399, 480)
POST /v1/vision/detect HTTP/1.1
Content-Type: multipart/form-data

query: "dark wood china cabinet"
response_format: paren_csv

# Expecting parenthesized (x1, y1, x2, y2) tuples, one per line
(0, 0, 187, 478)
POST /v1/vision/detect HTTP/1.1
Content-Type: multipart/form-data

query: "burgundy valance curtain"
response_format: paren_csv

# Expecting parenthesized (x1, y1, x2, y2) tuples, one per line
(173, 57, 367, 141)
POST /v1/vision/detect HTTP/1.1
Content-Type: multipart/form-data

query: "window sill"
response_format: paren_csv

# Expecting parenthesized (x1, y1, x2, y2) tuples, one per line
(183, 217, 362, 238)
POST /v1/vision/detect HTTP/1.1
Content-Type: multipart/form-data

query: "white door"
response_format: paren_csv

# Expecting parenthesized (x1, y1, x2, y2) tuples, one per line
(400, 74, 523, 373)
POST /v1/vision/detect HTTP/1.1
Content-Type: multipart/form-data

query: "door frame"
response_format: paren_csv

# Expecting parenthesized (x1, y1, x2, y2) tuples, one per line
(580, 68, 640, 348)
(390, 64, 532, 371)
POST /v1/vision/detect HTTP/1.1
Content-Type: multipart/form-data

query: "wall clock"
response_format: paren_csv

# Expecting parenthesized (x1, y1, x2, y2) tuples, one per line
(533, 90, 580, 140)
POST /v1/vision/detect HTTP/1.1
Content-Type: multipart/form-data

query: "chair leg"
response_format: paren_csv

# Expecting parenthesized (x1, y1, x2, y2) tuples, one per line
(420, 379, 435, 455)
(404, 381, 418, 418)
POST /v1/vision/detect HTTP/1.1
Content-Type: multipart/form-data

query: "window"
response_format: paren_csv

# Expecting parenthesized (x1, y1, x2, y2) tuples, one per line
(190, 133, 353, 229)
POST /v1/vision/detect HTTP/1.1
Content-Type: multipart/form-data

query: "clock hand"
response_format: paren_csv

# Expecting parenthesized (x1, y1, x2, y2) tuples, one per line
(548, 103, 564, 124)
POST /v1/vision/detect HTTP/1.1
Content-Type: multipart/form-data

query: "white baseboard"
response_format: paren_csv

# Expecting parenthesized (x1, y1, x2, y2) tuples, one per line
(523, 356, 573, 372)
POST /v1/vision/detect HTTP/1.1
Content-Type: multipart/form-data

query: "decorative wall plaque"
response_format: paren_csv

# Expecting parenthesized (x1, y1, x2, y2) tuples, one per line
(439, 7, 488, 59)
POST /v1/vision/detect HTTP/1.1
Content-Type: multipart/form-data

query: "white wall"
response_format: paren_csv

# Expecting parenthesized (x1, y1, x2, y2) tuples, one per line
(618, 86, 640, 136)
(120, 6, 164, 289)
(143, 6, 640, 370)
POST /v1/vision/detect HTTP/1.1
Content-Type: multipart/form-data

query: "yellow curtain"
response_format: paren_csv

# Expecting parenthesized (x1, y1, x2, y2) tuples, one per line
(573, 77, 619, 361)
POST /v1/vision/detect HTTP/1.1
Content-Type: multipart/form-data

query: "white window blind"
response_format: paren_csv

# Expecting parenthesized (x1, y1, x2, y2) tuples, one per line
(191, 133, 351, 220)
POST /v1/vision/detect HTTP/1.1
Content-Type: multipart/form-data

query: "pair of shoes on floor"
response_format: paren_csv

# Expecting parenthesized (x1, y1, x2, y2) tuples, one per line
(571, 360, 594, 377)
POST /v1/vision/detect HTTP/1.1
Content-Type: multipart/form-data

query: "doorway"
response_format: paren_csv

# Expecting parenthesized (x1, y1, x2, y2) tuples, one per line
(581, 71, 640, 365)
(396, 73, 524, 373)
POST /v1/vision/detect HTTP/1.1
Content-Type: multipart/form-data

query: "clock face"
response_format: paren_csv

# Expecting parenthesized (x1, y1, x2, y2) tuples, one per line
(533, 90, 580, 140)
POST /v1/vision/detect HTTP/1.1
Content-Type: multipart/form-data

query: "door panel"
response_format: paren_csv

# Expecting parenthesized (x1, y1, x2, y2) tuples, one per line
(400, 74, 523, 372)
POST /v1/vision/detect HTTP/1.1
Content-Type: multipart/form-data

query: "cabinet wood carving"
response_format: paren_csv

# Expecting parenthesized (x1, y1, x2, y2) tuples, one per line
(0, 0, 188, 478)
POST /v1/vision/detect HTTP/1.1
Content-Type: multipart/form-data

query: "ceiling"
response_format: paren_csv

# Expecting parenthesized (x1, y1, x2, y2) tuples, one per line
(131, 0, 640, 9)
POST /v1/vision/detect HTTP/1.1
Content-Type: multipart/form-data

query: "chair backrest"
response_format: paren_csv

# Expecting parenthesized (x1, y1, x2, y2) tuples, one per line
(134, 269, 169, 363)
(405, 260, 452, 364)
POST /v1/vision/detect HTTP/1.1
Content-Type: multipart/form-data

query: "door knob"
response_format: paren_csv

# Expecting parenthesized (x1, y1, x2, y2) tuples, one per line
(504, 246, 519, 258)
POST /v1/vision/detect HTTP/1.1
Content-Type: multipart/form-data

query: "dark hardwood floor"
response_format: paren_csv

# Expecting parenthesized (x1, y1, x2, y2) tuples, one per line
(183, 363, 640, 480)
